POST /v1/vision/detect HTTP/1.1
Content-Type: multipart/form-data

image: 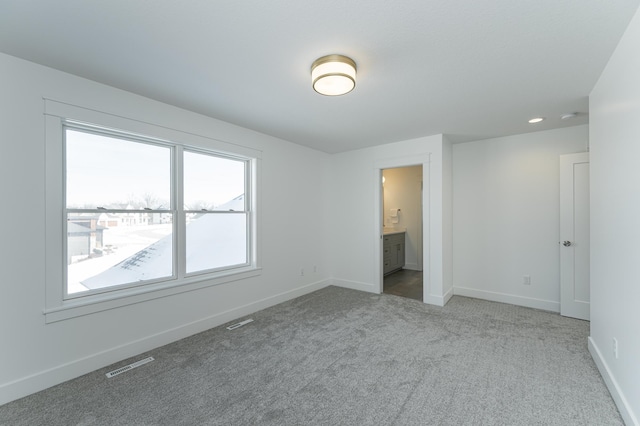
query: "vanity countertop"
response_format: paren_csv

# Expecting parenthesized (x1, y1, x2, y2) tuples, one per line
(383, 228, 406, 235)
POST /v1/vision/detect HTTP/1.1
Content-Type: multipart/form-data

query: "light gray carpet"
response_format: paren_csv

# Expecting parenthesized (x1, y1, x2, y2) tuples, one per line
(0, 287, 622, 425)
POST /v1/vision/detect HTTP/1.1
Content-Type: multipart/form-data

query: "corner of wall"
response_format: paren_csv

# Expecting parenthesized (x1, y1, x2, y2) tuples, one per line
(588, 337, 639, 426)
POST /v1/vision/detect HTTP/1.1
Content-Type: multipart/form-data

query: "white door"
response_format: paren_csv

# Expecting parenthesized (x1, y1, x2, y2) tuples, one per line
(560, 152, 590, 320)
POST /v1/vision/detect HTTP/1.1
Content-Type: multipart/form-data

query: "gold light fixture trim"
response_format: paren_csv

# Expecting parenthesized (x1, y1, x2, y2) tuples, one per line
(311, 54, 357, 96)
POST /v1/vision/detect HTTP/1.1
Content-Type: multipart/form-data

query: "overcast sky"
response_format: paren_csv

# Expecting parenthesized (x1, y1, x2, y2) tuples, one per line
(66, 129, 244, 209)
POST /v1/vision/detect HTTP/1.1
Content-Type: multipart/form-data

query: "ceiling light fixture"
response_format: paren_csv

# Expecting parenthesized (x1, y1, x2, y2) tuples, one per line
(311, 54, 357, 96)
(528, 117, 545, 124)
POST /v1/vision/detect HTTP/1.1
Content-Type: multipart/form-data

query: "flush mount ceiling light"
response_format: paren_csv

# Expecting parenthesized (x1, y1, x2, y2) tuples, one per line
(311, 54, 357, 96)
(528, 117, 545, 124)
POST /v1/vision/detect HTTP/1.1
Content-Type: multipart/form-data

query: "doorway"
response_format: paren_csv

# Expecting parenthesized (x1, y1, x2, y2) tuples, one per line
(381, 165, 423, 301)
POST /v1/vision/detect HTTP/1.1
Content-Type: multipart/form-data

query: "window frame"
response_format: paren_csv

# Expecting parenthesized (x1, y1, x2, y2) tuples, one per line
(44, 100, 261, 323)
(182, 147, 252, 278)
(63, 122, 178, 299)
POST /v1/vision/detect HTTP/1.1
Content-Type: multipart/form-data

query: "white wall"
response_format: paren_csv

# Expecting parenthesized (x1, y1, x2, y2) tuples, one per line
(329, 135, 452, 306)
(589, 5, 640, 424)
(383, 165, 423, 270)
(453, 126, 588, 311)
(0, 52, 332, 405)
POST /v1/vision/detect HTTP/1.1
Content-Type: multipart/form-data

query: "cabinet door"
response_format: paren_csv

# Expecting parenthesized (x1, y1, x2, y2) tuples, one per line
(397, 239, 405, 268)
(383, 236, 392, 274)
(383, 233, 405, 274)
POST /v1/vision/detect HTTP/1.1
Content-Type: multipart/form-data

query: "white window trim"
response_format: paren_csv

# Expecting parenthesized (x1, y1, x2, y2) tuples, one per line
(44, 99, 262, 323)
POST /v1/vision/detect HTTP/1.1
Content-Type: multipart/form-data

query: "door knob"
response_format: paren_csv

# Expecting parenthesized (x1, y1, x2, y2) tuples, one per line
(563, 241, 572, 247)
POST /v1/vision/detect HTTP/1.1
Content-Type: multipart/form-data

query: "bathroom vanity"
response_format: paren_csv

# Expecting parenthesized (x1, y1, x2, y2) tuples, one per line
(383, 229, 405, 275)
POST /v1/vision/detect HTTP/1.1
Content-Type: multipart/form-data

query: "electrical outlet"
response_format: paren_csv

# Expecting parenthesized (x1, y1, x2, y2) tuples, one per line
(313, 265, 317, 273)
(300, 267, 304, 276)
(613, 338, 619, 359)
(523, 275, 531, 285)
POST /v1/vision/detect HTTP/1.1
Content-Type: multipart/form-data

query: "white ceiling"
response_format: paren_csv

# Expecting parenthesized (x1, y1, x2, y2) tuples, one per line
(1, 1, 638, 153)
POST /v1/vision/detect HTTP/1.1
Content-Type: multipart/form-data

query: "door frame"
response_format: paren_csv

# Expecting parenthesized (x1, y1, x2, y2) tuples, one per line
(374, 155, 430, 301)
(559, 152, 590, 320)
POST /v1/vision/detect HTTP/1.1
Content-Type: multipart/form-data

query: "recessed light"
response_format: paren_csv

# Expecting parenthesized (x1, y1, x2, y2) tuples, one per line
(528, 117, 545, 124)
(561, 113, 577, 120)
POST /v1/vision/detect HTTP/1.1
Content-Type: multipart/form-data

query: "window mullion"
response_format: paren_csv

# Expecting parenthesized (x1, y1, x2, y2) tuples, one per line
(174, 145, 185, 279)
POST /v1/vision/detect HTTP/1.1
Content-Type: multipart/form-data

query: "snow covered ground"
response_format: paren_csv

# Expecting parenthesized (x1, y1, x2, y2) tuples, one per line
(69, 195, 246, 293)
(67, 224, 172, 293)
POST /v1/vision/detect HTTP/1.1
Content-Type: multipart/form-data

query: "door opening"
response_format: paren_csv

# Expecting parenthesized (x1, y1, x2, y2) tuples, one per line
(381, 165, 423, 301)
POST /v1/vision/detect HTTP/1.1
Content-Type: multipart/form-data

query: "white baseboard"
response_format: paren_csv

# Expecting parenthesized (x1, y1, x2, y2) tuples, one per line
(331, 278, 378, 294)
(443, 287, 453, 305)
(453, 286, 560, 312)
(0, 279, 332, 406)
(403, 263, 421, 271)
(333, 278, 453, 308)
(588, 337, 639, 426)
(423, 288, 452, 307)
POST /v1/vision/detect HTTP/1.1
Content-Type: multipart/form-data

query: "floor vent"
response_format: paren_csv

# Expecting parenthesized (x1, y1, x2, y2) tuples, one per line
(106, 356, 154, 378)
(227, 318, 254, 330)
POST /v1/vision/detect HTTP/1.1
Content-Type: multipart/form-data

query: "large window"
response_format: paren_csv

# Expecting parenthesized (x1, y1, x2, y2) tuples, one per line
(64, 124, 252, 297)
(45, 100, 260, 321)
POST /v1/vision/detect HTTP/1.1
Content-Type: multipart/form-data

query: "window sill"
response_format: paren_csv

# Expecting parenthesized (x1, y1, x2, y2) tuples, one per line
(43, 267, 262, 324)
